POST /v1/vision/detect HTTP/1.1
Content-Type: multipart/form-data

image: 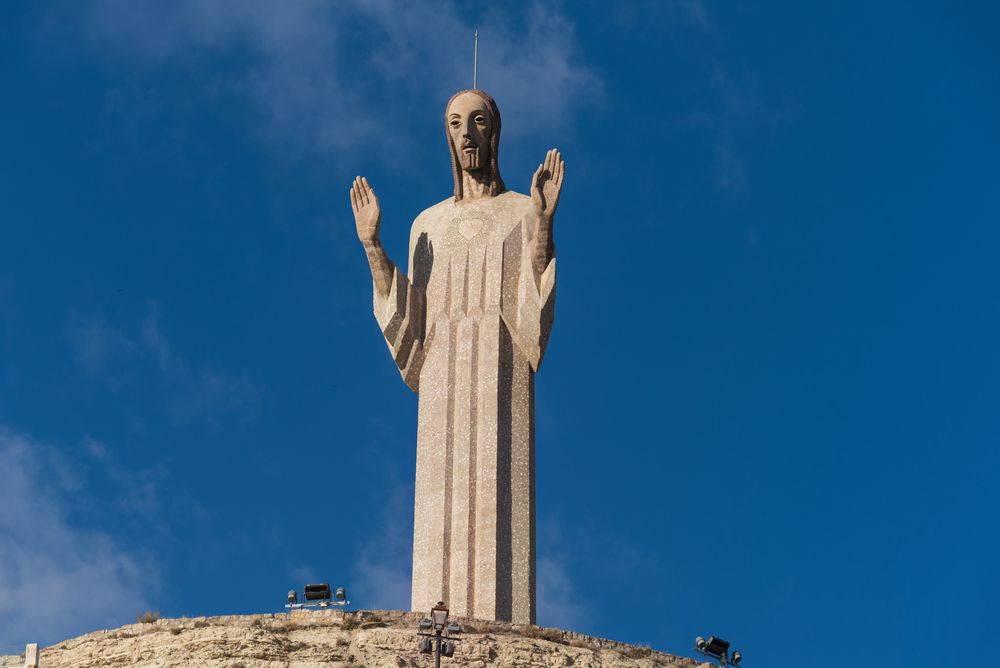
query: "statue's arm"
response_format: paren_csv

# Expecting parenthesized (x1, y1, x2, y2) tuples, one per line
(498, 150, 564, 372)
(351, 176, 395, 297)
(350, 176, 427, 391)
(529, 149, 565, 281)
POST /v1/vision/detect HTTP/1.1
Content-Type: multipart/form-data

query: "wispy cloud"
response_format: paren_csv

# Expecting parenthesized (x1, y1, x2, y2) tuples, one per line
(536, 516, 595, 630)
(67, 306, 262, 424)
(350, 481, 413, 611)
(0, 428, 155, 646)
(48, 0, 599, 155)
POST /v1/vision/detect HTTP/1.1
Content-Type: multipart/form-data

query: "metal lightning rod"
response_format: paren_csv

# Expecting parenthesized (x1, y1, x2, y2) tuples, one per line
(473, 30, 479, 89)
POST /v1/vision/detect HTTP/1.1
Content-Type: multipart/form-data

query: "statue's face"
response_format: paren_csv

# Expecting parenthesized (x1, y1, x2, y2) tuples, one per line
(447, 92, 493, 172)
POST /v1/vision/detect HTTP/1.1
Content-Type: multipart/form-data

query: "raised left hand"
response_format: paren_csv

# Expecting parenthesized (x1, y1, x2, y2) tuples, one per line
(530, 149, 565, 221)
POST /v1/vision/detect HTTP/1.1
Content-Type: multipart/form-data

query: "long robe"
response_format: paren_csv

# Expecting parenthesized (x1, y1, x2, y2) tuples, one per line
(372, 190, 556, 624)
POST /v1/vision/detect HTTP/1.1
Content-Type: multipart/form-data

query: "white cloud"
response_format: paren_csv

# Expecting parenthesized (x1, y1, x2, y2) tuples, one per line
(53, 0, 599, 154)
(66, 313, 137, 376)
(537, 555, 590, 630)
(0, 428, 155, 646)
(66, 307, 262, 425)
(350, 482, 413, 611)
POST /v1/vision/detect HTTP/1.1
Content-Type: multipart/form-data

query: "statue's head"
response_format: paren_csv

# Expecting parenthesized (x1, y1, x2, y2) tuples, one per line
(445, 89, 506, 200)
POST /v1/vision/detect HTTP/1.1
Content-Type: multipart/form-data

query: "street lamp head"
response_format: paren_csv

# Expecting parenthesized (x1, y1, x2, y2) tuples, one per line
(431, 601, 449, 630)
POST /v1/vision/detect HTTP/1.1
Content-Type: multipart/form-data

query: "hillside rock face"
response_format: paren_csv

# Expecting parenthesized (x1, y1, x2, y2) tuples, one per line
(19, 610, 707, 668)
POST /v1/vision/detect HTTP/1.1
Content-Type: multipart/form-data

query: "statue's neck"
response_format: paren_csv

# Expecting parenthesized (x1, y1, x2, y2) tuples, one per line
(460, 168, 493, 202)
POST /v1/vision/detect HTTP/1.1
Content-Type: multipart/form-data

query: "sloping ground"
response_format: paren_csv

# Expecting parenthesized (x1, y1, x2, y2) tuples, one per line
(29, 610, 706, 668)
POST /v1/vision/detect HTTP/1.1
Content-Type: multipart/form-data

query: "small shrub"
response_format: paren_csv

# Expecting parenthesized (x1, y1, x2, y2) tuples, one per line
(569, 638, 593, 650)
(193, 620, 210, 628)
(137, 611, 160, 624)
(622, 644, 652, 659)
(250, 618, 262, 628)
(520, 625, 564, 643)
(341, 615, 358, 630)
(170, 628, 182, 636)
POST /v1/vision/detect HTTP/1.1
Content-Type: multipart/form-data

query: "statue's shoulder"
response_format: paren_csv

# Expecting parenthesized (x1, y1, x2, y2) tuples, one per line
(412, 197, 456, 231)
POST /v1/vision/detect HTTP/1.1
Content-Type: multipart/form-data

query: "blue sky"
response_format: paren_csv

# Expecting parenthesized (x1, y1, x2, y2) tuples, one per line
(1, 1, 997, 665)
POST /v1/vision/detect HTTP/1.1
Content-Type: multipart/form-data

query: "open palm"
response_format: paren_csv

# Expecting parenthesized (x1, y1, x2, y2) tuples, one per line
(530, 149, 565, 220)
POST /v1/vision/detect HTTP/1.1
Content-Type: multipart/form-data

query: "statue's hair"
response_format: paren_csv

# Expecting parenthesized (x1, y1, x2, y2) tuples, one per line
(446, 89, 506, 201)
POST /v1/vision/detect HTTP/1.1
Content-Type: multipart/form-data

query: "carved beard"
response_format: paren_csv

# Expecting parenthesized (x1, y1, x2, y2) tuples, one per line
(458, 143, 484, 171)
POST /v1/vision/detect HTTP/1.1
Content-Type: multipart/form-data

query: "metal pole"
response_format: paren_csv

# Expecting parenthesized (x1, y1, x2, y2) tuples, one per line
(473, 30, 478, 89)
(435, 629, 442, 668)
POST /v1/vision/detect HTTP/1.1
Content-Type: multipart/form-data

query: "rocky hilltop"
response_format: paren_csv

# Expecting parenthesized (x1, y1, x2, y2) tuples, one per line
(8, 610, 708, 668)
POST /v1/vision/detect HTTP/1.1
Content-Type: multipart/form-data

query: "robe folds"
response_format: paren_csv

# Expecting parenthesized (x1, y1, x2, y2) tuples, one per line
(372, 191, 555, 624)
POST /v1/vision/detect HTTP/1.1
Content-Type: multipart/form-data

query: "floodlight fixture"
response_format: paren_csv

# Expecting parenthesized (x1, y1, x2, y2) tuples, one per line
(447, 622, 461, 635)
(694, 634, 740, 666)
(419, 618, 433, 631)
(304, 583, 332, 601)
(336, 587, 347, 602)
(419, 638, 433, 654)
(441, 641, 455, 657)
(704, 636, 730, 659)
(287, 590, 298, 604)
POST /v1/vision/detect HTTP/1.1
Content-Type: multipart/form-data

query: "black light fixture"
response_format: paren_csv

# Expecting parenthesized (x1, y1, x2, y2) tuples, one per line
(336, 587, 347, 602)
(304, 583, 332, 601)
(287, 590, 298, 604)
(694, 635, 742, 666)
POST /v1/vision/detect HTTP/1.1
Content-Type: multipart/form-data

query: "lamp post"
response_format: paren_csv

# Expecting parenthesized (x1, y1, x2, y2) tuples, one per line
(417, 601, 461, 667)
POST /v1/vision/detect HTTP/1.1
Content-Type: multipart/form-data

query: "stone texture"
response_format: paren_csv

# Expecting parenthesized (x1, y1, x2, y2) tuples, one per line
(351, 91, 564, 624)
(32, 611, 701, 668)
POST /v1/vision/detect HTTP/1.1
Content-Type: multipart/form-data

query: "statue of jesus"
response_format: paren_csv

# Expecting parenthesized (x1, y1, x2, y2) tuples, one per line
(350, 89, 564, 624)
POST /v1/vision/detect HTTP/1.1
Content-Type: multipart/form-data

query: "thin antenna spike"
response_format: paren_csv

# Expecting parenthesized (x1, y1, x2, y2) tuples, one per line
(473, 30, 479, 89)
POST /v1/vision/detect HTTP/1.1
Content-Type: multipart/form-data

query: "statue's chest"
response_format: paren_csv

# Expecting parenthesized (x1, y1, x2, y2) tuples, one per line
(423, 209, 523, 321)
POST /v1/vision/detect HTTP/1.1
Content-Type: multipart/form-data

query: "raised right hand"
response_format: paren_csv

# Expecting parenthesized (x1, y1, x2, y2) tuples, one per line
(350, 176, 381, 243)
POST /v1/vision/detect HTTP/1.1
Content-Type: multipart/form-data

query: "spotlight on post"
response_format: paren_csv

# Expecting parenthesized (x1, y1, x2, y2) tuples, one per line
(287, 590, 298, 605)
(336, 587, 347, 602)
(694, 635, 742, 666)
(417, 601, 462, 666)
